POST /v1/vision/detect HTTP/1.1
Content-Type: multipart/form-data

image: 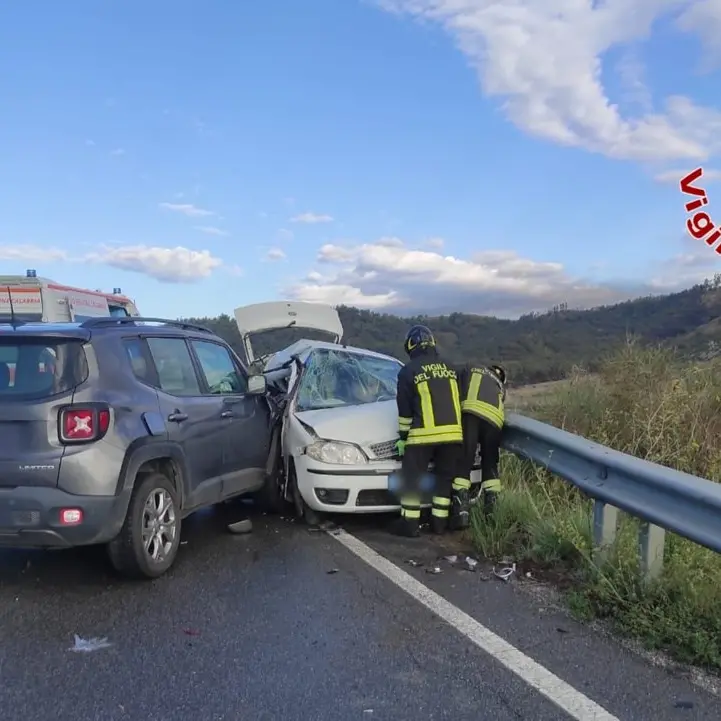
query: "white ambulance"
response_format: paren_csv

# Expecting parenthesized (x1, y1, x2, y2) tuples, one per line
(0, 270, 140, 323)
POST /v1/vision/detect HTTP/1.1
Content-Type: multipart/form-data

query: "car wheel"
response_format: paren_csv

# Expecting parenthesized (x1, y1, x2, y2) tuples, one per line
(107, 471, 182, 579)
(254, 427, 287, 513)
(289, 464, 324, 526)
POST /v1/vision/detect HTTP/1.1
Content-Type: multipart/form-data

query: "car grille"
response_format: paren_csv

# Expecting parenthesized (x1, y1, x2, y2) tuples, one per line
(368, 440, 397, 460)
(369, 441, 481, 466)
(356, 489, 397, 507)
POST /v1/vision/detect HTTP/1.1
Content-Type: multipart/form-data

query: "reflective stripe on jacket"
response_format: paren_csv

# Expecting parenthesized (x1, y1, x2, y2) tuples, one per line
(459, 365, 506, 428)
(397, 350, 462, 445)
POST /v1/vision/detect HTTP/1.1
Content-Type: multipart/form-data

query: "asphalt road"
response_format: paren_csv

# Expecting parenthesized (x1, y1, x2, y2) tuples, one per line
(0, 504, 718, 721)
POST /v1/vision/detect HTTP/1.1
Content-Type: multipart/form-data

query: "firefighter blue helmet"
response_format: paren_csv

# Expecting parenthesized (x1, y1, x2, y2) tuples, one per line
(404, 324, 436, 357)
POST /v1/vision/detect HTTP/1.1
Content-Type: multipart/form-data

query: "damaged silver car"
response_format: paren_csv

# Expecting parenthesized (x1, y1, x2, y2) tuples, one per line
(237, 301, 481, 524)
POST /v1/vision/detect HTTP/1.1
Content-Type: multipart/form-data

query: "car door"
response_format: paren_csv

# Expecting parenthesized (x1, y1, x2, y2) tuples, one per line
(188, 338, 271, 499)
(143, 336, 226, 511)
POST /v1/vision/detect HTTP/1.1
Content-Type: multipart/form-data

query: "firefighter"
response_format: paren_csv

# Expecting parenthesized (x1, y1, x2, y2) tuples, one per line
(394, 324, 463, 537)
(451, 363, 506, 530)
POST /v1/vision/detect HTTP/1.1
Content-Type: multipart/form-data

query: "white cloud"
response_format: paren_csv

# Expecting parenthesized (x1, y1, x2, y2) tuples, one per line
(0, 243, 224, 283)
(110, 148, 125, 156)
(649, 237, 721, 288)
(654, 168, 721, 183)
(288, 238, 654, 316)
(292, 282, 401, 309)
(677, 0, 721, 70)
(290, 212, 334, 224)
(88, 245, 222, 282)
(195, 225, 229, 237)
(159, 202, 214, 217)
(0, 245, 68, 262)
(376, 0, 721, 162)
(85, 139, 95, 147)
(265, 247, 287, 261)
(424, 237, 445, 250)
(225, 264, 244, 277)
(375, 236, 405, 248)
(277, 228, 294, 241)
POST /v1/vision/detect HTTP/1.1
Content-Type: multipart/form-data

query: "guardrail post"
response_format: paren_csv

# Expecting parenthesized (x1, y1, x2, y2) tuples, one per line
(639, 523, 665, 581)
(592, 500, 618, 563)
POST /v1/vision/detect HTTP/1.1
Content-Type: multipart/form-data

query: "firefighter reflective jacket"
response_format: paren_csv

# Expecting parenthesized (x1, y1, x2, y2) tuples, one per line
(458, 365, 506, 428)
(396, 350, 462, 446)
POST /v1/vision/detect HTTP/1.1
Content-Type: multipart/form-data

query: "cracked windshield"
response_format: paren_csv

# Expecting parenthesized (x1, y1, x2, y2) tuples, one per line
(296, 348, 401, 411)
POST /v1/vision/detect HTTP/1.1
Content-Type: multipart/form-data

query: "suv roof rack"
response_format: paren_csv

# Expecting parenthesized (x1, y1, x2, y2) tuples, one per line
(80, 317, 214, 334)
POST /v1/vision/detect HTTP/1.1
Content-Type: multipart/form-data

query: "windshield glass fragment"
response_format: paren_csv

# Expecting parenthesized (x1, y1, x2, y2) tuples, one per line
(296, 348, 401, 411)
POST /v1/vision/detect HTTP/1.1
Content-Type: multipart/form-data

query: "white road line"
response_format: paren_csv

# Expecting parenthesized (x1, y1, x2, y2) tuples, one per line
(331, 529, 620, 721)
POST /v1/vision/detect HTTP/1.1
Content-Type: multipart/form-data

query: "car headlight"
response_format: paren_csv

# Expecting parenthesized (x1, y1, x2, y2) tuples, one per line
(305, 440, 368, 465)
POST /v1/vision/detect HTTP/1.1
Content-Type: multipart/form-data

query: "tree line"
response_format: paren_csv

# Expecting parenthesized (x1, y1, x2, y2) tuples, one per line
(183, 276, 721, 385)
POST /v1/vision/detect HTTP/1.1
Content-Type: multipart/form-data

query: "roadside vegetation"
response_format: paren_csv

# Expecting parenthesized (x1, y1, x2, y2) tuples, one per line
(473, 341, 721, 672)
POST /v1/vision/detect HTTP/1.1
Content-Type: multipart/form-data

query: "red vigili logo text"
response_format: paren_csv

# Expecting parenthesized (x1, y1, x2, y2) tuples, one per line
(680, 168, 720, 253)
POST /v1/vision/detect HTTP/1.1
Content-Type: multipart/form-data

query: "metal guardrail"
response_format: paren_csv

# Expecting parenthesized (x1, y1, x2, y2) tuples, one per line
(501, 412, 721, 580)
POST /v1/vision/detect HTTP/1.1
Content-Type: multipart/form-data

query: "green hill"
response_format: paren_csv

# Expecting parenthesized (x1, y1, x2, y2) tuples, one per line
(183, 275, 721, 385)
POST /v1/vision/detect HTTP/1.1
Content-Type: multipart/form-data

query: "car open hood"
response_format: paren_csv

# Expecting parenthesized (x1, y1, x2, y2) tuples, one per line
(234, 301, 343, 363)
(294, 400, 398, 446)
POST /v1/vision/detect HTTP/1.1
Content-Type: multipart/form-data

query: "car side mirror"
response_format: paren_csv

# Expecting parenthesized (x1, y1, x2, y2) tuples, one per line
(247, 374, 267, 395)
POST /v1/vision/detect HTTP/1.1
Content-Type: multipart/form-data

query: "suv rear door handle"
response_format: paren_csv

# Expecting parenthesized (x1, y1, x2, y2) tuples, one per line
(220, 410, 234, 419)
(167, 411, 188, 423)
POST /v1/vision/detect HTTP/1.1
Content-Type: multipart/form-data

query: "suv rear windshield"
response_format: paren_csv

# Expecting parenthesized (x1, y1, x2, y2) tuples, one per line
(0, 338, 89, 400)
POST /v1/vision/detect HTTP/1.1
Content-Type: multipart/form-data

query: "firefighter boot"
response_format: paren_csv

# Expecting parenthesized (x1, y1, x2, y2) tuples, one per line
(449, 477, 472, 531)
(430, 496, 451, 534)
(450, 488, 471, 531)
(390, 516, 420, 537)
(392, 496, 422, 537)
(483, 490, 499, 516)
(481, 478, 501, 517)
(430, 514, 449, 534)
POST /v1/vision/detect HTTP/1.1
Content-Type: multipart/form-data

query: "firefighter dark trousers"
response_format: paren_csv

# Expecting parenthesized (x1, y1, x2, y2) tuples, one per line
(397, 443, 460, 536)
(454, 413, 503, 526)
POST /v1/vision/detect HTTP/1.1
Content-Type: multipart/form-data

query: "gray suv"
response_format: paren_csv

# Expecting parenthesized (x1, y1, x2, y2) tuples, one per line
(0, 317, 275, 579)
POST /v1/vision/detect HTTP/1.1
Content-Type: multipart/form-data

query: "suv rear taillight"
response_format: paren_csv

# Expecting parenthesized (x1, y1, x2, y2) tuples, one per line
(58, 404, 110, 444)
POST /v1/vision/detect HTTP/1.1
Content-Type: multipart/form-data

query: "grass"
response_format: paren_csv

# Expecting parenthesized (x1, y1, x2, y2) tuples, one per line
(471, 340, 721, 672)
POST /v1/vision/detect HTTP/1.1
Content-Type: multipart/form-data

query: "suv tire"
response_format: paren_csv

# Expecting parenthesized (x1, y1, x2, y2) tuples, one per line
(107, 471, 182, 579)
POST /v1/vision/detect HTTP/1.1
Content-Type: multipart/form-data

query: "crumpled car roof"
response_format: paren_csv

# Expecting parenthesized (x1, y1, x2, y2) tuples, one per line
(263, 338, 400, 373)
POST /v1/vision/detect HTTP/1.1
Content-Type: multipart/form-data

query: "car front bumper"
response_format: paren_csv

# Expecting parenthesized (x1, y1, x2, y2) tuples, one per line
(0, 486, 131, 549)
(295, 456, 481, 513)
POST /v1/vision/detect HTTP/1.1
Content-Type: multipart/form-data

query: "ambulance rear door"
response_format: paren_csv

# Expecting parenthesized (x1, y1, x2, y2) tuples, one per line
(66, 290, 110, 322)
(0, 286, 44, 323)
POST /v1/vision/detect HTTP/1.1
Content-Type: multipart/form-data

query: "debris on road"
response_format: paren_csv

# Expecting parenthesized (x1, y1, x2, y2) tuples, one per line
(68, 634, 112, 653)
(425, 566, 442, 575)
(182, 628, 201, 637)
(493, 562, 516, 582)
(308, 520, 341, 535)
(227, 518, 253, 534)
(674, 700, 694, 709)
(327, 568, 339, 574)
(406, 559, 423, 568)
(464, 556, 478, 572)
(443, 555, 458, 564)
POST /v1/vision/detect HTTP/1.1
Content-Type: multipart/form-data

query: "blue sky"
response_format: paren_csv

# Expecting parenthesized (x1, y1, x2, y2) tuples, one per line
(1, 0, 720, 319)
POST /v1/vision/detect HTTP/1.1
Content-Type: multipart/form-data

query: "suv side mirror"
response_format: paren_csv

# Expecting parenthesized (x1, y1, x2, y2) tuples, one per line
(247, 374, 267, 395)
